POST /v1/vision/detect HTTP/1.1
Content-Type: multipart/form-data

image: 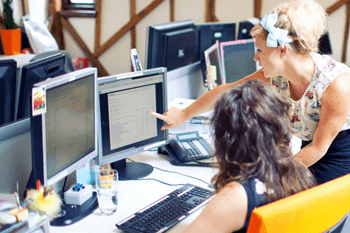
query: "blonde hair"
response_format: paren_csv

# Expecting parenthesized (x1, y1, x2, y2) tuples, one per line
(251, 0, 327, 54)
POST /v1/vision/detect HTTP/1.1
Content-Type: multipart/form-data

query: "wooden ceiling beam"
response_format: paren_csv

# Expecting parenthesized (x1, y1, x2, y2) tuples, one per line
(94, 0, 164, 58)
(326, 0, 350, 15)
(60, 16, 109, 76)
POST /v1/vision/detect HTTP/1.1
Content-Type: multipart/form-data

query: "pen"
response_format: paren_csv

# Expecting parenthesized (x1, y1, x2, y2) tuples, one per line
(15, 182, 20, 208)
(14, 191, 20, 208)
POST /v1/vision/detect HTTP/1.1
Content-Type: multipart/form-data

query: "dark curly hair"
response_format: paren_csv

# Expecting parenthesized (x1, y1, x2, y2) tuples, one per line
(211, 80, 314, 201)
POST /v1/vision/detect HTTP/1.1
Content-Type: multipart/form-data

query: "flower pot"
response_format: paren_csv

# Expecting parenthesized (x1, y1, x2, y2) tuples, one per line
(0, 28, 21, 55)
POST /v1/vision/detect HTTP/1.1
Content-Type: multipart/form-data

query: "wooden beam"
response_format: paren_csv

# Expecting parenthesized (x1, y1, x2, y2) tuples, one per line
(60, 16, 109, 76)
(21, 0, 30, 16)
(342, 2, 350, 62)
(130, 0, 136, 49)
(94, 0, 102, 52)
(326, 0, 350, 15)
(205, 0, 215, 22)
(94, 0, 164, 58)
(170, 0, 175, 22)
(254, 0, 262, 19)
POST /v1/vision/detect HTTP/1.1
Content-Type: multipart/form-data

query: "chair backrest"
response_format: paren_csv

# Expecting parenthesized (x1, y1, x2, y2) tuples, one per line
(246, 174, 350, 233)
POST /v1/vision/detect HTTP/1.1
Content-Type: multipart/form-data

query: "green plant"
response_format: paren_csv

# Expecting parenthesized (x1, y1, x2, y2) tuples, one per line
(2, 0, 14, 29)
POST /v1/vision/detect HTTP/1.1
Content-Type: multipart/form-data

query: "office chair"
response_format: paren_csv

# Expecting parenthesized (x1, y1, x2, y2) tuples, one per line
(29, 50, 75, 73)
(246, 174, 350, 233)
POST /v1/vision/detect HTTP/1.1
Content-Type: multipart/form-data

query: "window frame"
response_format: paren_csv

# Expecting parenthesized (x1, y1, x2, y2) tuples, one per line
(63, 0, 95, 11)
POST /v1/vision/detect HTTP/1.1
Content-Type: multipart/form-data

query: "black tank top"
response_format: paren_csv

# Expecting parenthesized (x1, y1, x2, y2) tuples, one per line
(234, 178, 269, 233)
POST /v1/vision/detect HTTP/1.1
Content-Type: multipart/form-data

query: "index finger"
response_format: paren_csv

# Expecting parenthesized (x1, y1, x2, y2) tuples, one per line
(148, 110, 167, 121)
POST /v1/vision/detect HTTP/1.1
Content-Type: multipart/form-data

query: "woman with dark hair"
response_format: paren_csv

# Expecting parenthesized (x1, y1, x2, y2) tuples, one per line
(183, 80, 315, 233)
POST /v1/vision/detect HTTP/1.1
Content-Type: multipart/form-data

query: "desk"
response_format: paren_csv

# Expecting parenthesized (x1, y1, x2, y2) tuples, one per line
(51, 135, 218, 233)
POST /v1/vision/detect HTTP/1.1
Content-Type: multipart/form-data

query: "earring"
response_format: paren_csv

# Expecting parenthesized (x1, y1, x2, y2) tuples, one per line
(280, 54, 284, 58)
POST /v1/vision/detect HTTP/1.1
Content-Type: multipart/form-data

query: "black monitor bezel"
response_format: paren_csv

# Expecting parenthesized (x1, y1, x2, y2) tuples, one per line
(146, 20, 196, 71)
(195, 22, 237, 62)
(17, 53, 66, 120)
(0, 59, 17, 125)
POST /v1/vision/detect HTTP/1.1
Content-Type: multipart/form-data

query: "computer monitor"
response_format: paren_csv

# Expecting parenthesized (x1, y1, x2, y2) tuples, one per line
(97, 68, 168, 180)
(203, 41, 223, 87)
(318, 32, 332, 55)
(146, 20, 196, 71)
(220, 39, 258, 84)
(0, 59, 17, 126)
(195, 22, 236, 62)
(0, 117, 32, 199)
(17, 53, 67, 120)
(30, 67, 98, 226)
(237, 20, 255, 40)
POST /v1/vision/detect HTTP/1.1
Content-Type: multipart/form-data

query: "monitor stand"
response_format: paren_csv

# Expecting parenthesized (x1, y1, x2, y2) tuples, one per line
(50, 193, 98, 226)
(110, 159, 153, 180)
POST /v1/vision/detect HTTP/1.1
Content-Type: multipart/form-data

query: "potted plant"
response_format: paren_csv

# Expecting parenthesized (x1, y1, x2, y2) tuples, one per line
(1, 0, 21, 55)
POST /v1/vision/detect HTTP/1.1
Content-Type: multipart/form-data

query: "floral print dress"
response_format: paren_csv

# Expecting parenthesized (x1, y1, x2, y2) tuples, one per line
(270, 53, 350, 141)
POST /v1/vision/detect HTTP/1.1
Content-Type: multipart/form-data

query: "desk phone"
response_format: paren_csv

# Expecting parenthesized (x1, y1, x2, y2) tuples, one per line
(160, 131, 214, 166)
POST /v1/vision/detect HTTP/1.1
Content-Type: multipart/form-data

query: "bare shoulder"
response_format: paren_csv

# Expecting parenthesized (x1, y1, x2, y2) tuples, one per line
(325, 72, 350, 97)
(202, 182, 248, 231)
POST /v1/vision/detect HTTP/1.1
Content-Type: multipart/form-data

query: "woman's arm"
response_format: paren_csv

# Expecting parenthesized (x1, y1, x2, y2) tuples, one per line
(183, 182, 248, 233)
(149, 69, 267, 130)
(294, 72, 350, 166)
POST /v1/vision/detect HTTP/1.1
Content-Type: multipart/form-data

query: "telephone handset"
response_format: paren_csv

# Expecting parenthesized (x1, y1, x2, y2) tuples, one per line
(159, 131, 214, 166)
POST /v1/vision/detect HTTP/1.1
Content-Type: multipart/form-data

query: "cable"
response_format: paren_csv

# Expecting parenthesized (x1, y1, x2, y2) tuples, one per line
(61, 176, 68, 193)
(137, 178, 186, 187)
(126, 158, 209, 185)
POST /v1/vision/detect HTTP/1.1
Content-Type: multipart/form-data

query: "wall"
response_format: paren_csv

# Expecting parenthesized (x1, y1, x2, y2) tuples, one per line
(62, 0, 350, 78)
(6, 1, 350, 80)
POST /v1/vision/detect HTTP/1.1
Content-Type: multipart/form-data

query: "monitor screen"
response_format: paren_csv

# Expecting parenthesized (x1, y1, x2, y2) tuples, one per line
(195, 22, 236, 62)
(203, 41, 223, 86)
(97, 68, 168, 180)
(0, 118, 31, 198)
(220, 39, 258, 84)
(17, 53, 67, 120)
(0, 59, 17, 126)
(146, 20, 196, 71)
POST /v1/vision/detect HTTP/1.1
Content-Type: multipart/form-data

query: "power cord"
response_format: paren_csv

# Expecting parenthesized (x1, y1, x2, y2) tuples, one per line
(126, 158, 210, 186)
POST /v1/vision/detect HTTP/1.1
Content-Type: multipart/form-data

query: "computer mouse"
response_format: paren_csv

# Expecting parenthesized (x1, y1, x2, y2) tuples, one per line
(0, 212, 17, 225)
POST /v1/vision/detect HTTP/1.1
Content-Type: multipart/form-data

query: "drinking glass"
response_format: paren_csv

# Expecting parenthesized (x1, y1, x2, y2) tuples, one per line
(95, 169, 118, 215)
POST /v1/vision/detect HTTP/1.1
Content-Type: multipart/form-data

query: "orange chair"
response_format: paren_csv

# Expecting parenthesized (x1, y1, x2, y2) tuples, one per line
(247, 174, 350, 233)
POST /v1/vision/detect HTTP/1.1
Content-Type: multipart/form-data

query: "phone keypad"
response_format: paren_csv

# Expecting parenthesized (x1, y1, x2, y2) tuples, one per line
(181, 139, 213, 161)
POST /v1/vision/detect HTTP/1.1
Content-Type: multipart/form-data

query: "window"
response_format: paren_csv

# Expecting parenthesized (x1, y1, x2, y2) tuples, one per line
(64, 0, 95, 10)
(70, 0, 94, 3)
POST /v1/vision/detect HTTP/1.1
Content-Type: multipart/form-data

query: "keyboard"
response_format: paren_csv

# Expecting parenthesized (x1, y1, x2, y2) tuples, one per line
(116, 184, 214, 233)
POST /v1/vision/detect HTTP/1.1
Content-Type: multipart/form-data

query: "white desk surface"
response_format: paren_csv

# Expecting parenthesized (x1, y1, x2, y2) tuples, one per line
(51, 140, 218, 233)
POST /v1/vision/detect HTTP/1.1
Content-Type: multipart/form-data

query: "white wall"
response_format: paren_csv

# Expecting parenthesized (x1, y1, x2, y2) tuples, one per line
(7, 0, 350, 75)
(61, 0, 350, 77)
